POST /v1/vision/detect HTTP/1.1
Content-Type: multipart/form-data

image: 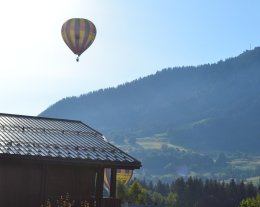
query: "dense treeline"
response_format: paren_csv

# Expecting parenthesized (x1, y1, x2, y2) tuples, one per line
(133, 145, 260, 181)
(118, 177, 260, 207)
(134, 145, 214, 177)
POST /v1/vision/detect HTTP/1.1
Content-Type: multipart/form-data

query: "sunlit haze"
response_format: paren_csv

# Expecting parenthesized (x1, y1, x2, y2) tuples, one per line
(0, 0, 259, 115)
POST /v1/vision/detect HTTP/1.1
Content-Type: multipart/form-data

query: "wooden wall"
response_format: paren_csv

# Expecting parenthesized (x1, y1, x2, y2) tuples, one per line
(0, 160, 97, 207)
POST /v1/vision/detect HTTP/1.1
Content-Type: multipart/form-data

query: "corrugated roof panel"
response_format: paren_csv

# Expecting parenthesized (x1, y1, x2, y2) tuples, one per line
(0, 113, 141, 168)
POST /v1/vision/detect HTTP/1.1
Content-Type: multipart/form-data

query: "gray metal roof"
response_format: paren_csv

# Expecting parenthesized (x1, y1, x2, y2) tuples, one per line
(0, 113, 141, 169)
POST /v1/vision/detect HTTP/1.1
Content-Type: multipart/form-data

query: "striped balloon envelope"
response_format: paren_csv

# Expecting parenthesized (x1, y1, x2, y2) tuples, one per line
(104, 168, 133, 192)
(61, 18, 96, 61)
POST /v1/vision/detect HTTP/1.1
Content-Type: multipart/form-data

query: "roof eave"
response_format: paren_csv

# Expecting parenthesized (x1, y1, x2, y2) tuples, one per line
(0, 153, 142, 170)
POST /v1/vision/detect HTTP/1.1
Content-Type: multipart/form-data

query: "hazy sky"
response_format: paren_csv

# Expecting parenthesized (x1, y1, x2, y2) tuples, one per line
(0, 0, 259, 115)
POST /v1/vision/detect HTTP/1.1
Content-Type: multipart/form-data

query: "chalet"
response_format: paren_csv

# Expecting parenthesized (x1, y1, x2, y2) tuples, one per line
(0, 113, 141, 207)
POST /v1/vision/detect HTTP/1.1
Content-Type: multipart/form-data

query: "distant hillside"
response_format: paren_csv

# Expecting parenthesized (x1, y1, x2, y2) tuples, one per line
(40, 47, 260, 152)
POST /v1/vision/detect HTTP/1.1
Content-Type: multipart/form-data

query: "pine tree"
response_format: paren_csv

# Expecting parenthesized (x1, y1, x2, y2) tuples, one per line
(128, 179, 145, 204)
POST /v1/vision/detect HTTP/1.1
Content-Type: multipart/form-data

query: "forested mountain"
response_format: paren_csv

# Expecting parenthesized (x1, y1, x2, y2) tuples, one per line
(40, 47, 260, 153)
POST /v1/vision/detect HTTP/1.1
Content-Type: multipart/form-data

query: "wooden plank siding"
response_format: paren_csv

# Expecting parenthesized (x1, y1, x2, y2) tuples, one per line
(0, 161, 42, 206)
(0, 160, 97, 207)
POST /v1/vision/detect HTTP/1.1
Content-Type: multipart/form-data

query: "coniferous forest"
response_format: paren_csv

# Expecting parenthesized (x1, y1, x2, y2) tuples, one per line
(120, 178, 260, 207)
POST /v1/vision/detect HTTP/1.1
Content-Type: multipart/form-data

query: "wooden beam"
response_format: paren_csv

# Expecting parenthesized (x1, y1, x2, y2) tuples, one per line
(110, 168, 117, 198)
(95, 168, 104, 207)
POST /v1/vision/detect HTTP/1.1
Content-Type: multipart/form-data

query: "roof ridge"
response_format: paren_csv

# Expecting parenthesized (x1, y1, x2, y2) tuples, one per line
(0, 112, 82, 123)
(0, 113, 103, 136)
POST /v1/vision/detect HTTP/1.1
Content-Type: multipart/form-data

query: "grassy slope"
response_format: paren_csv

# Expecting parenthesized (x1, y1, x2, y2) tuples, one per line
(115, 133, 260, 183)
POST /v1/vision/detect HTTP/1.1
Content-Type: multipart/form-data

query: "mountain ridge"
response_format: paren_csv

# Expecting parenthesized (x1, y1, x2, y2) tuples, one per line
(40, 47, 260, 152)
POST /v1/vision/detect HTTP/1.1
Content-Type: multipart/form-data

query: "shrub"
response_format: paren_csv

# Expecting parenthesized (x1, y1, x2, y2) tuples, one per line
(41, 193, 94, 207)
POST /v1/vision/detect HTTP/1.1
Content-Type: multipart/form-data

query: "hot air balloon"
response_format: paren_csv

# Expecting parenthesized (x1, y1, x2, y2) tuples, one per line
(104, 168, 133, 192)
(61, 18, 96, 62)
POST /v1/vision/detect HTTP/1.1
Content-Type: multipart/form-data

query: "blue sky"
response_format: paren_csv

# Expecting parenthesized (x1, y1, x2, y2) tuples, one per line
(0, 0, 259, 115)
